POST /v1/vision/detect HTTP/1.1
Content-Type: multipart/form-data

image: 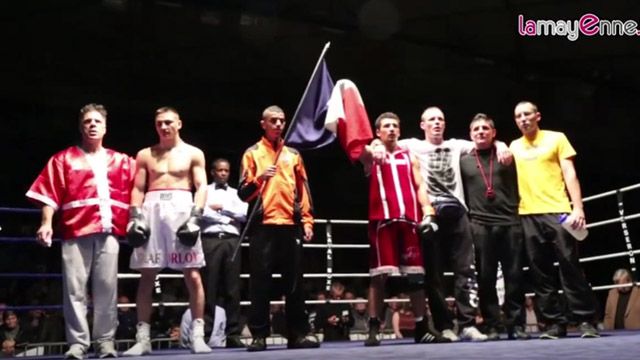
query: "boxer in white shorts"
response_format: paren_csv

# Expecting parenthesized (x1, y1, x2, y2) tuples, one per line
(124, 107, 211, 356)
(130, 189, 205, 269)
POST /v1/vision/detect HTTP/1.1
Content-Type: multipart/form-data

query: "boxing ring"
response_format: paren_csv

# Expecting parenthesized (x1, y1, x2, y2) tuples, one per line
(2, 183, 640, 359)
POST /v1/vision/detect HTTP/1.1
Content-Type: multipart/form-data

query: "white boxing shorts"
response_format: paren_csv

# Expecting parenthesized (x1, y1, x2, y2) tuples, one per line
(130, 189, 206, 270)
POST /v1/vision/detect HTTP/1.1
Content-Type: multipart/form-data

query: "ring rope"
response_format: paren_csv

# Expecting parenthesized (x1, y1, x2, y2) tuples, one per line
(5, 249, 640, 280)
(5, 282, 639, 313)
(0, 181, 636, 215)
(2, 183, 640, 315)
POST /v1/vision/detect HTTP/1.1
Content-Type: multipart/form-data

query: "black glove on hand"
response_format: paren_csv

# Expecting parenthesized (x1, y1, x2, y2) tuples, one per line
(176, 206, 203, 247)
(417, 206, 439, 242)
(127, 206, 150, 248)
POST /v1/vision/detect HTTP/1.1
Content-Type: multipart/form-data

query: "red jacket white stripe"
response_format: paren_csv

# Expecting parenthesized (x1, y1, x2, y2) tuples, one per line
(26, 146, 136, 240)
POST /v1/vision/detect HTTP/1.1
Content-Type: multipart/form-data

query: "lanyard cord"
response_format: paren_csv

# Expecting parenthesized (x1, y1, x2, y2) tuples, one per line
(474, 148, 494, 191)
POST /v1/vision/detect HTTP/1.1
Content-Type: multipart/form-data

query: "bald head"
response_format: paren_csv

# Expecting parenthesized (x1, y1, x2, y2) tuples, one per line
(421, 107, 444, 122)
(420, 106, 446, 144)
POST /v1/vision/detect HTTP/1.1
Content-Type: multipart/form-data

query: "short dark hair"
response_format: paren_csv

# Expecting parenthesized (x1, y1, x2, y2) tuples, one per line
(2, 310, 16, 322)
(375, 112, 400, 129)
(156, 106, 180, 118)
(211, 158, 230, 169)
(469, 113, 495, 130)
(78, 103, 107, 122)
(262, 105, 284, 119)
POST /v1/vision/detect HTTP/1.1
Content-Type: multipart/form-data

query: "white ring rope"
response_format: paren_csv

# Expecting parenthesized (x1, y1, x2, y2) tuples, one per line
(116, 282, 640, 309)
(6, 183, 640, 310)
(118, 249, 640, 280)
(581, 183, 640, 202)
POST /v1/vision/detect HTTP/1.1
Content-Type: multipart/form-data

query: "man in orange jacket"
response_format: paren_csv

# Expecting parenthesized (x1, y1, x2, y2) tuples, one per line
(239, 105, 319, 352)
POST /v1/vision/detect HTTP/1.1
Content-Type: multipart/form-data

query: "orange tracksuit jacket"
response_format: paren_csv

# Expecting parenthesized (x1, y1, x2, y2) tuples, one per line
(238, 137, 314, 230)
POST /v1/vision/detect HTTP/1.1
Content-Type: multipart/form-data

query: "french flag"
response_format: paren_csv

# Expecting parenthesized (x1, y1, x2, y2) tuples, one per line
(324, 79, 373, 163)
(286, 69, 373, 163)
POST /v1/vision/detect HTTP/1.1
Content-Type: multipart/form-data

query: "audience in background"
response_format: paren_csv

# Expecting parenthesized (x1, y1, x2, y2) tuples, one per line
(604, 269, 640, 330)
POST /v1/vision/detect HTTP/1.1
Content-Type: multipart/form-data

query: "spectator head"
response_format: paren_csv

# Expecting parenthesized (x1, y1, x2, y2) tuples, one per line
(27, 300, 43, 319)
(118, 295, 131, 312)
(354, 298, 367, 313)
(28, 308, 43, 320)
(525, 295, 534, 308)
(388, 296, 401, 311)
(330, 281, 345, 300)
(3, 311, 18, 329)
(446, 296, 456, 310)
(399, 293, 412, 311)
(316, 292, 327, 301)
(613, 268, 634, 294)
(2, 339, 16, 356)
(344, 291, 355, 300)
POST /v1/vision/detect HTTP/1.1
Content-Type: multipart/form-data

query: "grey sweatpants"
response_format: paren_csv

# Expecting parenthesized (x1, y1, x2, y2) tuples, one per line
(62, 233, 119, 349)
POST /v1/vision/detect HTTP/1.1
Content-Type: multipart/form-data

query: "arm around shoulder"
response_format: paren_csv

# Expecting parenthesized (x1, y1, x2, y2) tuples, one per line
(359, 145, 374, 175)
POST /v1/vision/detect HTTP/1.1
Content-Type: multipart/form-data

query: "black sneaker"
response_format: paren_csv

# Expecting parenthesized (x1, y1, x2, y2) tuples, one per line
(247, 337, 267, 352)
(287, 334, 320, 349)
(539, 324, 567, 340)
(579, 322, 600, 338)
(226, 336, 246, 348)
(414, 319, 451, 343)
(507, 326, 531, 340)
(364, 317, 381, 347)
(486, 327, 501, 341)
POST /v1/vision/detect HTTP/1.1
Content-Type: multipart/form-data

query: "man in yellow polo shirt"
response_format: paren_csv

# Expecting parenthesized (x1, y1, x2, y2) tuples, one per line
(510, 100, 599, 340)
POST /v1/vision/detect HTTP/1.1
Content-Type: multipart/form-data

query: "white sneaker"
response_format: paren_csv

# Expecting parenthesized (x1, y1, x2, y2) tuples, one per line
(123, 322, 152, 357)
(441, 329, 461, 342)
(190, 318, 212, 354)
(461, 326, 488, 342)
(98, 341, 118, 358)
(64, 344, 87, 359)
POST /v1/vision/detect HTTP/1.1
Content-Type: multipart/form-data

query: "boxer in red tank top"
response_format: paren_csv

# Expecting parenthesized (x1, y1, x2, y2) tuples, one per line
(359, 112, 446, 346)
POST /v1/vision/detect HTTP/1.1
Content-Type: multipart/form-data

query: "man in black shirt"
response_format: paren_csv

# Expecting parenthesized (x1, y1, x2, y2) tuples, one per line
(460, 114, 529, 340)
(315, 281, 354, 341)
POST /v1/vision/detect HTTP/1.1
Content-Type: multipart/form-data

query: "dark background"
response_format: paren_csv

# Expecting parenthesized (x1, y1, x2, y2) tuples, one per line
(1, 0, 640, 307)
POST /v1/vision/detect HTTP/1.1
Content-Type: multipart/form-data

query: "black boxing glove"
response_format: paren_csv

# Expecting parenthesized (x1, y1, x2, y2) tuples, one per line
(417, 205, 439, 242)
(127, 206, 150, 248)
(176, 206, 203, 247)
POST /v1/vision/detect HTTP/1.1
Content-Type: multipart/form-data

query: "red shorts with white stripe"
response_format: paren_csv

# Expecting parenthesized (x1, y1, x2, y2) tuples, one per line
(368, 220, 424, 277)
